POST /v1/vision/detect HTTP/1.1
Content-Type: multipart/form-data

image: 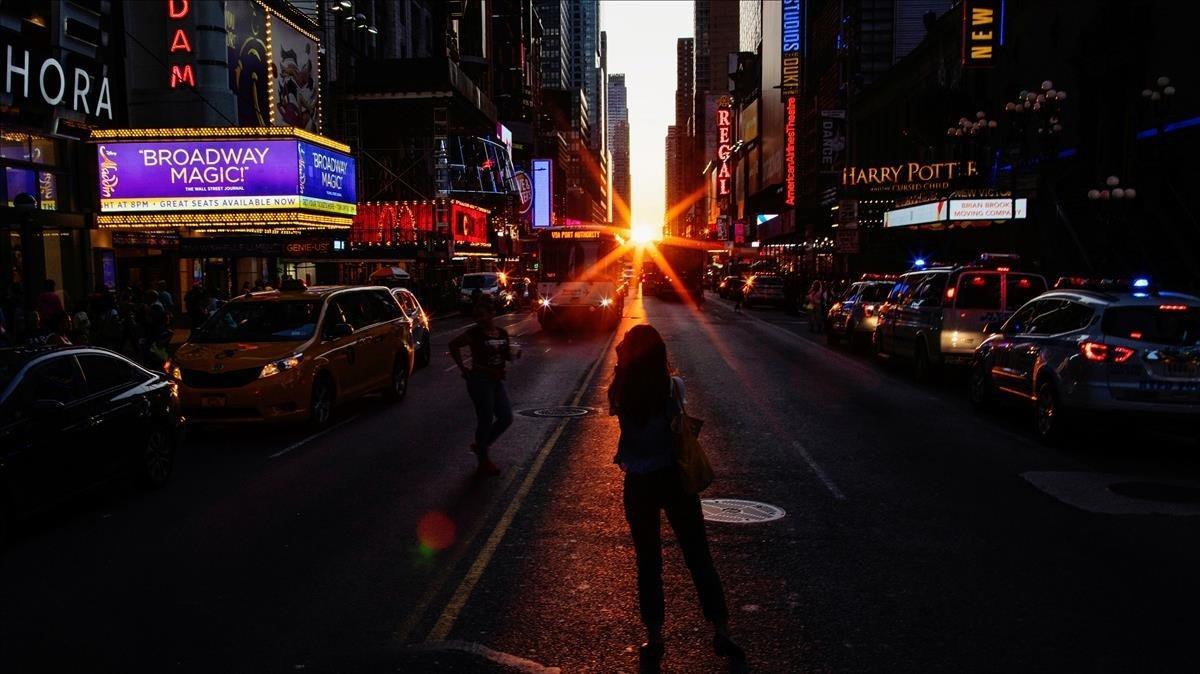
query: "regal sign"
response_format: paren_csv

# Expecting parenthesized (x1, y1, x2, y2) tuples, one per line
(842, 161, 979, 193)
(716, 100, 733, 198)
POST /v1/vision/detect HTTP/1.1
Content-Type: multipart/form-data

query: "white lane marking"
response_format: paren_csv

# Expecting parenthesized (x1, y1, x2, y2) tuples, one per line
(407, 641, 560, 674)
(792, 440, 847, 500)
(269, 415, 361, 459)
(544, 347, 551, 353)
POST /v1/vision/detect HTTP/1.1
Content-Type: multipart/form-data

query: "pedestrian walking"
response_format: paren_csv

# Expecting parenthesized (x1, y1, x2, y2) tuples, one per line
(807, 280, 826, 333)
(732, 277, 744, 314)
(449, 295, 517, 476)
(607, 325, 744, 673)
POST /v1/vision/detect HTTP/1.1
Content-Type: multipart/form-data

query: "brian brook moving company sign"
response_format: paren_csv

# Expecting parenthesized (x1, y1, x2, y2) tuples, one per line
(97, 139, 356, 215)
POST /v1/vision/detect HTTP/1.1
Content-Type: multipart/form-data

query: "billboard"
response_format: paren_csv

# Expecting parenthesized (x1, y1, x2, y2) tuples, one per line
(271, 16, 319, 131)
(225, 0, 270, 126)
(948, 198, 1026, 220)
(96, 139, 355, 215)
(532, 158, 553, 228)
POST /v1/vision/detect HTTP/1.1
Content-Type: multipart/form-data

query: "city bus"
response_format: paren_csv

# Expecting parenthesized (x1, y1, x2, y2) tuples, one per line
(536, 225, 626, 330)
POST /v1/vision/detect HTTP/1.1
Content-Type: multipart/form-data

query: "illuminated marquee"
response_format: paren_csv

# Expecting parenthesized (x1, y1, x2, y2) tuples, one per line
(962, 0, 1000, 68)
(168, 0, 196, 88)
(91, 128, 356, 223)
(716, 99, 733, 198)
(842, 161, 979, 193)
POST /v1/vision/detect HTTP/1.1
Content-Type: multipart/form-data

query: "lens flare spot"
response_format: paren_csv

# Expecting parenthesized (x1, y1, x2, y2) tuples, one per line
(417, 511, 456, 552)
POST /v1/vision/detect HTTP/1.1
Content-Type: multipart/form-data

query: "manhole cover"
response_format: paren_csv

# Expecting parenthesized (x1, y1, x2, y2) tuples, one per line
(700, 499, 786, 524)
(1108, 482, 1200, 504)
(519, 406, 592, 418)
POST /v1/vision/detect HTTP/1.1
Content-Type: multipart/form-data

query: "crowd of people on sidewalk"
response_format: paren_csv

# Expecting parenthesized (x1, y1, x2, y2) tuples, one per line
(0, 278, 231, 371)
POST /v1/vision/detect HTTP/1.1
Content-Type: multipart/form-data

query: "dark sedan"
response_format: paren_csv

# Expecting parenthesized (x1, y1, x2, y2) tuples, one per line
(0, 347, 185, 546)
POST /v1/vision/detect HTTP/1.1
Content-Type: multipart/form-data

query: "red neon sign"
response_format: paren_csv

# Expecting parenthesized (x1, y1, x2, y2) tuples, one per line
(717, 106, 732, 197)
(785, 96, 797, 206)
(167, 0, 194, 89)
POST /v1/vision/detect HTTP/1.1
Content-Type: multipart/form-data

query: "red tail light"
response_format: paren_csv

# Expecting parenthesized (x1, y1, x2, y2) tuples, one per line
(945, 287, 957, 301)
(863, 304, 876, 317)
(1080, 341, 1136, 363)
(1159, 304, 1190, 312)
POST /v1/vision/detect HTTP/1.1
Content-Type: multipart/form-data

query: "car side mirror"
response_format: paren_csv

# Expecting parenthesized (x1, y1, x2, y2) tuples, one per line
(330, 323, 355, 338)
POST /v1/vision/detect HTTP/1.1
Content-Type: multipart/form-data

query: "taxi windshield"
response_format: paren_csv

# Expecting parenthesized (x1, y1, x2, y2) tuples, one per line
(192, 301, 322, 343)
(462, 275, 497, 289)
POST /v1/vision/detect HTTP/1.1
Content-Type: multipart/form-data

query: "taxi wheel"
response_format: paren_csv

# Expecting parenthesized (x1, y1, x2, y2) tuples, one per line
(968, 362, 994, 410)
(418, 337, 432, 368)
(310, 378, 334, 428)
(386, 356, 409, 402)
(1035, 380, 1068, 444)
(136, 426, 175, 488)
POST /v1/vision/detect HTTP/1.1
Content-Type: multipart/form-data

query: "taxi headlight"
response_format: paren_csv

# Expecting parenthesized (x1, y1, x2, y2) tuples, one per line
(259, 354, 303, 379)
(599, 297, 613, 308)
(537, 298, 551, 307)
(165, 361, 183, 382)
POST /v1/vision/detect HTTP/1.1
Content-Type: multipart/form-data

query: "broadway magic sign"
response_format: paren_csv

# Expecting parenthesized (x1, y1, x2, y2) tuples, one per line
(96, 136, 356, 215)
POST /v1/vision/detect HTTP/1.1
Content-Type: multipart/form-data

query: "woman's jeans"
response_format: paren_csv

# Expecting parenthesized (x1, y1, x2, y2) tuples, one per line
(624, 467, 729, 629)
(466, 374, 513, 457)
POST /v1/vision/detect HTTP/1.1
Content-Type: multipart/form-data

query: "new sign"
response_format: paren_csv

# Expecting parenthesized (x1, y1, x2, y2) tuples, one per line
(96, 138, 356, 215)
(962, 0, 1001, 68)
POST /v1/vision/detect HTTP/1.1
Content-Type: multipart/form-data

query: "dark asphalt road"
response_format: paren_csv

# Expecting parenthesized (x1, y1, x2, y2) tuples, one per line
(3, 292, 1199, 672)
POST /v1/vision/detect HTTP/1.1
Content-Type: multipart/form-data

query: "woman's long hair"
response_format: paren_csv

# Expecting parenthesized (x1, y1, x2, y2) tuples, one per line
(610, 324, 671, 424)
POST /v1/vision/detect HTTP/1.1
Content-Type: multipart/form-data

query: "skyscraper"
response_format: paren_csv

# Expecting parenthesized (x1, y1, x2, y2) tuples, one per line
(536, 0, 571, 90)
(693, 0, 740, 237)
(608, 73, 631, 228)
(665, 125, 683, 232)
(667, 38, 695, 236)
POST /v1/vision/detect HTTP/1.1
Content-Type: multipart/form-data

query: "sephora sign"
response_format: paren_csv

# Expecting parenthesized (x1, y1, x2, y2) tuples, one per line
(3, 43, 114, 121)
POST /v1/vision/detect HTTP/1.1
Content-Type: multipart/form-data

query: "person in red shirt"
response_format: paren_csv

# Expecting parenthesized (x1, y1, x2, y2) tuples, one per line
(36, 279, 64, 326)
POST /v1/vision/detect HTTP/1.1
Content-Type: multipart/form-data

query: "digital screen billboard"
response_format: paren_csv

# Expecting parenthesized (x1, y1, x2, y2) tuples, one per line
(97, 139, 355, 215)
(532, 158, 552, 228)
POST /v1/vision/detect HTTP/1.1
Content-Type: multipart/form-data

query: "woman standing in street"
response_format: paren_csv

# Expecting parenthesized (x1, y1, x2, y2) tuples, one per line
(449, 295, 517, 476)
(608, 325, 744, 672)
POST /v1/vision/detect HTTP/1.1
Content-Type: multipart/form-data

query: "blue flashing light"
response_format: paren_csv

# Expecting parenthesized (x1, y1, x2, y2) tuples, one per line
(1132, 278, 1150, 288)
(914, 258, 927, 268)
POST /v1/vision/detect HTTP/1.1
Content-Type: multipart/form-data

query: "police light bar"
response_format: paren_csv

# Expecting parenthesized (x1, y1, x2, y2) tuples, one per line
(1053, 276, 1158, 294)
(860, 273, 899, 282)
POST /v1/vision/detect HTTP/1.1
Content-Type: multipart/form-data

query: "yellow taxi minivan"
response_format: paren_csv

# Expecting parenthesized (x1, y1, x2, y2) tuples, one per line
(168, 284, 414, 426)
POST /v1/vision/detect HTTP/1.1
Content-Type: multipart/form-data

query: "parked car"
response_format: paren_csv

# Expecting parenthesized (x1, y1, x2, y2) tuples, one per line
(0, 346, 184, 546)
(873, 254, 1047, 381)
(168, 284, 414, 426)
(970, 278, 1200, 442)
(827, 276, 897, 347)
(458, 273, 513, 312)
(391, 287, 433, 367)
(744, 275, 787, 308)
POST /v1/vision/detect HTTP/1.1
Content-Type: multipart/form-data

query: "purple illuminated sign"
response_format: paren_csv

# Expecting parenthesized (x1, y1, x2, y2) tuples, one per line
(97, 139, 356, 215)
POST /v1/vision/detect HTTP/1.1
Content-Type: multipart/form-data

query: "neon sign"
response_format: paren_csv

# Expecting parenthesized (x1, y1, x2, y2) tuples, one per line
(716, 101, 732, 197)
(785, 96, 797, 206)
(168, 0, 196, 88)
